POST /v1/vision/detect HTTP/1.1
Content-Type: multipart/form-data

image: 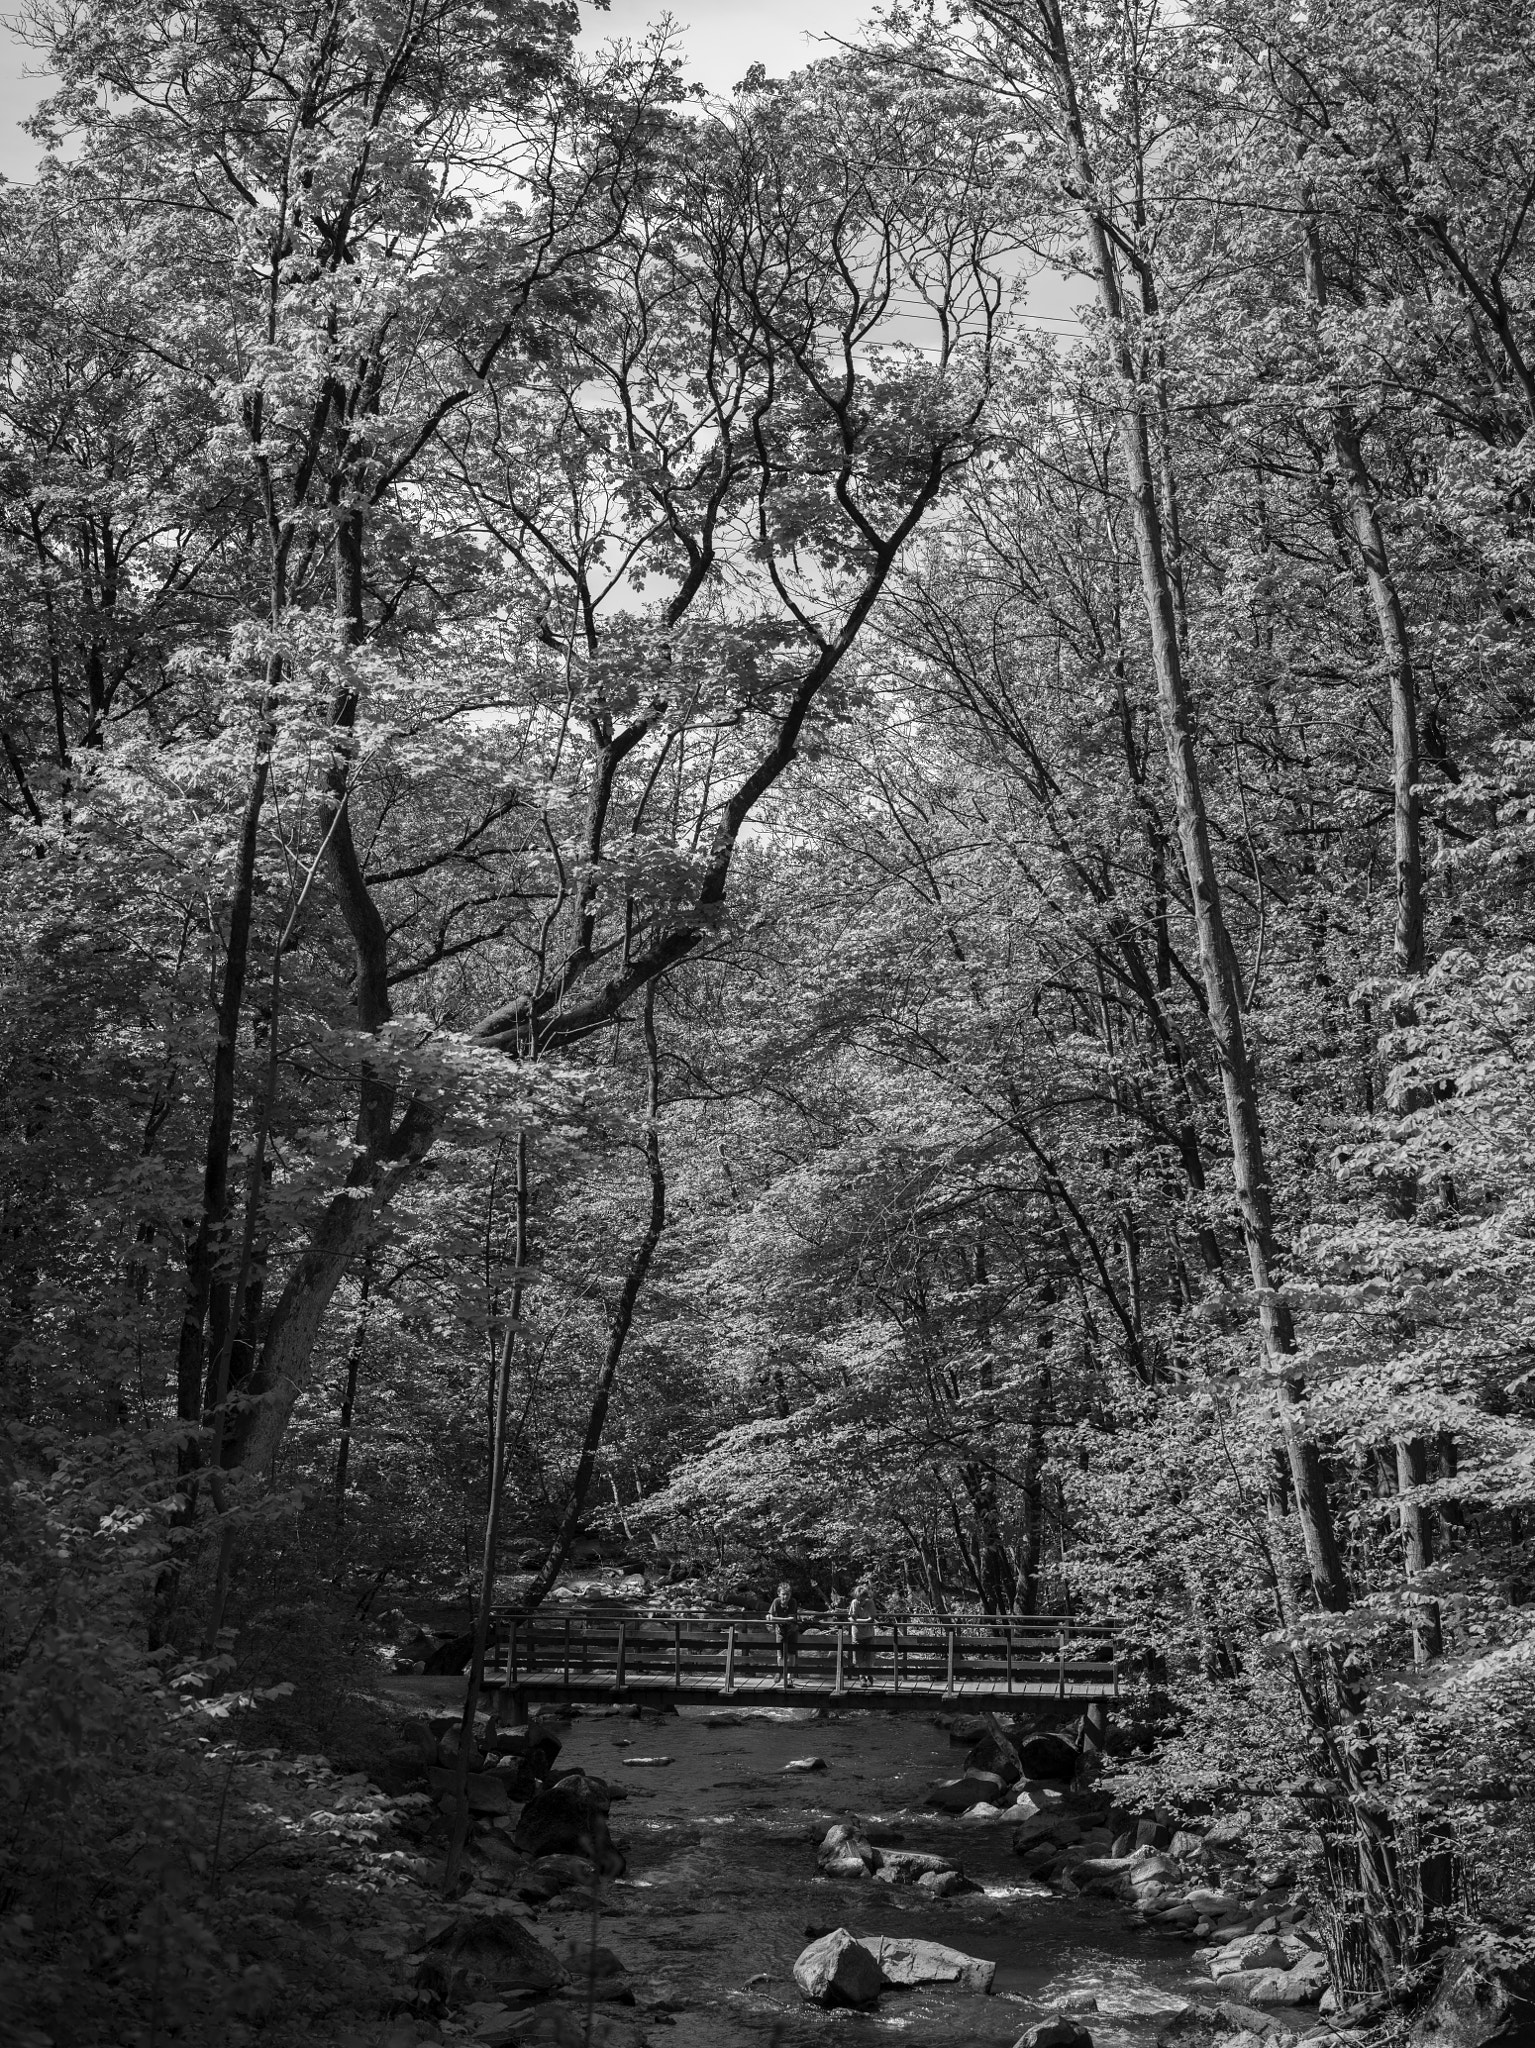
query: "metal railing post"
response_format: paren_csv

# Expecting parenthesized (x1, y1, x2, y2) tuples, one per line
(1006, 1621, 1014, 1695)
(833, 1627, 845, 1695)
(616, 1620, 627, 1691)
(674, 1617, 682, 1689)
(563, 1616, 571, 1689)
(945, 1625, 956, 1696)
(724, 1624, 736, 1693)
(1056, 1624, 1067, 1699)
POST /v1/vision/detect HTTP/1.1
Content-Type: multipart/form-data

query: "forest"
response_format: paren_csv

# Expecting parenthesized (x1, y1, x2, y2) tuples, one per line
(2, 0, 1534, 2043)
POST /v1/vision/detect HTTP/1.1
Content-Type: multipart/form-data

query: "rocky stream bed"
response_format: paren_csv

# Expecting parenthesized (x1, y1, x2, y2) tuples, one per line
(380, 1687, 1341, 2048)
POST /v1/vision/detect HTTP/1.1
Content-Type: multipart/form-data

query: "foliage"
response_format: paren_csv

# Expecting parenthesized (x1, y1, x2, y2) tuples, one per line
(4, 0, 1535, 2030)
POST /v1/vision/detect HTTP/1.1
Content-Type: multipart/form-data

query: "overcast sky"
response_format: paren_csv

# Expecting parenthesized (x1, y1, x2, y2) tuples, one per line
(0, 0, 1084, 331)
(0, 1, 875, 180)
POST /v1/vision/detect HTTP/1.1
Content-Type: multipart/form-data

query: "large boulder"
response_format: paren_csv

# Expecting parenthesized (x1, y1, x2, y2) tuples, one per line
(875, 1849, 962, 1886)
(1214, 2002, 1287, 2037)
(473, 1830, 528, 1879)
(1413, 1947, 1535, 2048)
(487, 1724, 562, 1776)
(1215, 1970, 1295, 2007)
(1065, 1852, 1138, 1888)
(1156, 2002, 1285, 2044)
(794, 1928, 884, 2007)
(1015, 1813, 1082, 1850)
(1015, 1732, 1079, 1781)
(551, 1929, 630, 2003)
(948, 1716, 992, 1745)
(1185, 1889, 1246, 1920)
(1212, 1960, 1327, 2009)
(1070, 1847, 1179, 1901)
(1014, 2021, 1093, 2048)
(867, 1934, 996, 1994)
(1151, 1903, 1202, 1929)
(1209, 1933, 1314, 1978)
(926, 1770, 1008, 1813)
(427, 1764, 511, 1815)
(526, 1852, 603, 1896)
(966, 1730, 1025, 1785)
(1277, 1952, 1331, 2004)
(416, 1910, 565, 2003)
(513, 1774, 625, 1876)
(818, 1822, 878, 1879)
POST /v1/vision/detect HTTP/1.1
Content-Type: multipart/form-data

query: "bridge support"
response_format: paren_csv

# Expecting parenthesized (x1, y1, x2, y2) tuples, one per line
(1080, 1697, 1108, 1763)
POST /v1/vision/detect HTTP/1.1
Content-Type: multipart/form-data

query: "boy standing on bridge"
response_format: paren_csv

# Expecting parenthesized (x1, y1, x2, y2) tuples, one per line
(766, 1581, 800, 1683)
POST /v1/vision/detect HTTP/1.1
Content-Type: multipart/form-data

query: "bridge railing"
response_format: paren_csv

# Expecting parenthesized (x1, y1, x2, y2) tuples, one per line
(486, 1607, 1118, 1697)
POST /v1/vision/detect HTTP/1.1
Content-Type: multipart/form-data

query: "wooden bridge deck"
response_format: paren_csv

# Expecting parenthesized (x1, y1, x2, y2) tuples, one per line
(483, 1608, 1119, 1711)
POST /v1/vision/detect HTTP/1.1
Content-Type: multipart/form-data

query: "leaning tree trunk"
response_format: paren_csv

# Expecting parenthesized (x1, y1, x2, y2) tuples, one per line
(520, 990, 667, 1614)
(1298, 222, 1441, 1659)
(1300, 222, 1424, 977)
(1309, 233, 1440, 1660)
(174, 684, 276, 1479)
(1028, 0, 1349, 1611)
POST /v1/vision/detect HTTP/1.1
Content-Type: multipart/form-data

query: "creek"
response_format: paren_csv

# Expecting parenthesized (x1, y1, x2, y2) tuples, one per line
(542, 1702, 1230, 2048)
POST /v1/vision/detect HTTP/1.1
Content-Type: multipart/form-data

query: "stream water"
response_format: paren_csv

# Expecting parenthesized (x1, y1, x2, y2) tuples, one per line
(541, 1703, 1230, 2048)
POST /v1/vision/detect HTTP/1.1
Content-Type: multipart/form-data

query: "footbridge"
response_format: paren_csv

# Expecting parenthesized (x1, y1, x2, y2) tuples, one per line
(483, 1607, 1120, 1717)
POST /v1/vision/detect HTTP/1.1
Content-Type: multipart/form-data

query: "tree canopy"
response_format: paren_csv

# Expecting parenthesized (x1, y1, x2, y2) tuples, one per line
(4, 0, 1535, 2039)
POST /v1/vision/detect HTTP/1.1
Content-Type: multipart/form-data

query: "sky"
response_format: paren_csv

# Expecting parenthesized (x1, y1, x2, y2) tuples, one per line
(0, 0, 874, 180)
(589, 0, 875, 85)
(0, 0, 1084, 327)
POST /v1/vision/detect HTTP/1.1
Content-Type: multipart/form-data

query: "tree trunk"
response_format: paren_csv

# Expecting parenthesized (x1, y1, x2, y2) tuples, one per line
(333, 1254, 373, 1522)
(520, 992, 667, 1614)
(1437, 1429, 1464, 1533)
(1394, 1436, 1443, 1664)
(1029, 0, 1349, 1610)
(1300, 224, 1424, 976)
(445, 1127, 530, 1893)
(962, 1236, 1017, 1611)
(174, 690, 275, 1474)
(1016, 1293, 1053, 1615)
(227, 1090, 434, 1472)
